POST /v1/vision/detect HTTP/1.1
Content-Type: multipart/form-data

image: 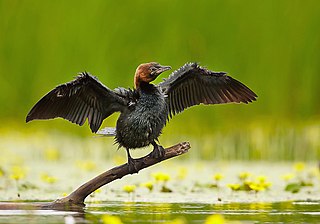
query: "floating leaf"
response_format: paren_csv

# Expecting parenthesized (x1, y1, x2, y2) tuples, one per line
(285, 183, 301, 193)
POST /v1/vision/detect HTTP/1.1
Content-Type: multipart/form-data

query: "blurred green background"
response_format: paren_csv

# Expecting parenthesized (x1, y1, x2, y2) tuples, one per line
(1, 0, 319, 160)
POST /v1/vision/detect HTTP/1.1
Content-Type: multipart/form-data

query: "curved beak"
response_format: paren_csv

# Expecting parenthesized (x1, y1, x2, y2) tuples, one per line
(156, 65, 171, 75)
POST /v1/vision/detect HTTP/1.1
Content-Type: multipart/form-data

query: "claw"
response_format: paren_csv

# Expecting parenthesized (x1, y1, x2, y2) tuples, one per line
(126, 148, 139, 173)
(127, 157, 139, 173)
(151, 143, 165, 159)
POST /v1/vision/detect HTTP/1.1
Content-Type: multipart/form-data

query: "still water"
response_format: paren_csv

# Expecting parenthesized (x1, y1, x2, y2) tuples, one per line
(0, 201, 319, 223)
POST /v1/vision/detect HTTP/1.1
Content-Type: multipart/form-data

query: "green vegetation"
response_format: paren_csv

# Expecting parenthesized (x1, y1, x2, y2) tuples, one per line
(1, 0, 319, 161)
(1, 0, 320, 125)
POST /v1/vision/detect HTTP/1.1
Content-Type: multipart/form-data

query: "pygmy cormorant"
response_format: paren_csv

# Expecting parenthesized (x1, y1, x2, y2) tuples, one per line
(26, 62, 257, 172)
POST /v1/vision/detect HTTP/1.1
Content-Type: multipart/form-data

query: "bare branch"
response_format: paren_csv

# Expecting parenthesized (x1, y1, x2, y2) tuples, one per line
(0, 142, 190, 210)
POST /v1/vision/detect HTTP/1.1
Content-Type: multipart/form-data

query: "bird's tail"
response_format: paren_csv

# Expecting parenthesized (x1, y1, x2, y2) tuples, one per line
(96, 127, 116, 137)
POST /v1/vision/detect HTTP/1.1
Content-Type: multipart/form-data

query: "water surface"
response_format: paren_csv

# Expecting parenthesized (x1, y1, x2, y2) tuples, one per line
(0, 200, 319, 223)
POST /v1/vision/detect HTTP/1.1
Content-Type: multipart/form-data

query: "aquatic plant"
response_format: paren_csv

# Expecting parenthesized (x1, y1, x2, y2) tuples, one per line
(152, 172, 172, 193)
(40, 173, 57, 184)
(211, 173, 224, 188)
(140, 181, 154, 192)
(122, 185, 136, 194)
(9, 166, 27, 181)
(284, 162, 317, 193)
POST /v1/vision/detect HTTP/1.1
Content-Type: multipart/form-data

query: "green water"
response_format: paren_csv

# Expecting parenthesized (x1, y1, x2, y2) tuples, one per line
(0, 201, 319, 223)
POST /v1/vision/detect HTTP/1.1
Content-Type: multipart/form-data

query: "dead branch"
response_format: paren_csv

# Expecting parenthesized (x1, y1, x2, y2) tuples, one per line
(0, 142, 190, 211)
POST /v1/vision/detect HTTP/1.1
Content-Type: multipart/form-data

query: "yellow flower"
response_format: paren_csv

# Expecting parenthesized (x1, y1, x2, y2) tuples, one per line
(205, 214, 225, 224)
(140, 181, 154, 191)
(262, 181, 272, 189)
(0, 167, 4, 177)
(10, 166, 27, 181)
(62, 192, 68, 197)
(213, 173, 224, 181)
(294, 162, 305, 172)
(244, 180, 253, 186)
(152, 172, 171, 182)
(177, 167, 188, 180)
(76, 160, 96, 172)
(256, 175, 267, 183)
(227, 183, 241, 191)
(40, 173, 57, 184)
(282, 173, 295, 181)
(123, 185, 136, 193)
(238, 172, 251, 181)
(101, 214, 123, 224)
(44, 148, 61, 161)
(249, 183, 265, 192)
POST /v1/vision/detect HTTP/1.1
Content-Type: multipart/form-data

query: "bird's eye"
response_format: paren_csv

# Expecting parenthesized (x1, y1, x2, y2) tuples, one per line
(150, 67, 157, 76)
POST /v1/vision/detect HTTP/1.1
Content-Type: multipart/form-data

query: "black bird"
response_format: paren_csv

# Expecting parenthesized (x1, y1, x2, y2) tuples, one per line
(26, 62, 257, 172)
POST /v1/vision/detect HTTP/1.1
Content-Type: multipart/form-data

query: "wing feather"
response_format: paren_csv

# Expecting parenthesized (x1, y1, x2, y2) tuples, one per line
(158, 63, 257, 118)
(26, 72, 127, 133)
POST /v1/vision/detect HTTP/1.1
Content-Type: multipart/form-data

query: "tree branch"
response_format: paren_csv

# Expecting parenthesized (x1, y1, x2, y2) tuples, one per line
(0, 142, 190, 211)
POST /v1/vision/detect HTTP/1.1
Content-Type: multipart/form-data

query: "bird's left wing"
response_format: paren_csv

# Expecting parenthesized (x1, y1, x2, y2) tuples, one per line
(158, 63, 257, 118)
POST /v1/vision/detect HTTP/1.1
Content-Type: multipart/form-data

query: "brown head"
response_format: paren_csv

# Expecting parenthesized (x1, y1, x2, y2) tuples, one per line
(134, 62, 171, 89)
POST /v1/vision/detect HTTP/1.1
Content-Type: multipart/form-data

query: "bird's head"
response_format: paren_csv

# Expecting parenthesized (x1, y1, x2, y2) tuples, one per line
(134, 62, 171, 89)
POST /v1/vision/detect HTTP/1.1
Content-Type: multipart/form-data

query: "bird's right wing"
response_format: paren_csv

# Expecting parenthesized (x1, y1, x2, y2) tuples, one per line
(26, 72, 128, 133)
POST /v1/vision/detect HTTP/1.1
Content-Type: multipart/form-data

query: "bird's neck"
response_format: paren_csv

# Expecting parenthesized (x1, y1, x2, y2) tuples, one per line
(134, 74, 152, 90)
(134, 79, 155, 93)
(134, 74, 142, 89)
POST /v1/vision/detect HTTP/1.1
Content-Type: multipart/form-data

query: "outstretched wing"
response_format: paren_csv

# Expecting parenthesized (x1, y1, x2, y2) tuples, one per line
(26, 72, 128, 133)
(158, 63, 257, 118)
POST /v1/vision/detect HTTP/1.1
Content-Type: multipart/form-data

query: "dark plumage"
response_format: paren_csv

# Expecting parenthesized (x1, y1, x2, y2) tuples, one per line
(26, 62, 257, 172)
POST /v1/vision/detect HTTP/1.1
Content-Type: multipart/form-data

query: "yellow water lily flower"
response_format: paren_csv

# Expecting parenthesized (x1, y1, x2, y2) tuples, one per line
(152, 172, 171, 182)
(122, 185, 136, 193)
(205, 214, 225, 224)
(256, 175, 267, 183)
(44, 148, 61, 161)
(101, 214, 123, 224)
(227, 183, 241, 191)
(10, 166, 27, 181)
(177, 167, 188, 180)
(282, 173, 295, 181)
(294, 162, 305, 172)
(213, 173, 224, 181)
(0, 167, 4, 177)
(249, 183, 266, 192)
(238, 172, 251, 181)
(76, 160, 97, 172)
(40, 173, 57, 184)
(140, 181, 154, 191)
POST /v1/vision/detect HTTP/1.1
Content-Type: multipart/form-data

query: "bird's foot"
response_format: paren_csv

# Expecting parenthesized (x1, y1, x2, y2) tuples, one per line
(150, 144, 165, 159)
(127, 157, 139, 174)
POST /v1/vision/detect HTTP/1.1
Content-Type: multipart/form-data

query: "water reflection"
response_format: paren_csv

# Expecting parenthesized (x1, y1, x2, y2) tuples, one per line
(0, 201, 319, 223)
(86, 201, 320, 223)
